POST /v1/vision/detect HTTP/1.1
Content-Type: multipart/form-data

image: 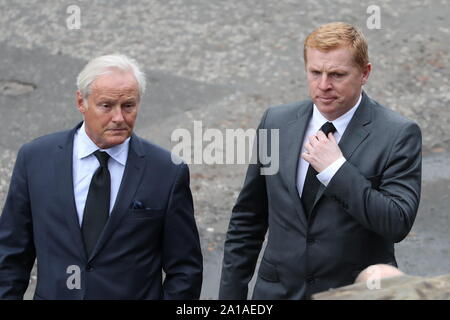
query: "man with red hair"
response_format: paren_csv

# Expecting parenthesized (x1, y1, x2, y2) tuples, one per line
(220, 22, 422, 300)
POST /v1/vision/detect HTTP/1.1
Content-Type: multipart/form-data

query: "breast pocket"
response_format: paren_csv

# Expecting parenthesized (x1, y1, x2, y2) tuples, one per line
(128, 208, 165, 220)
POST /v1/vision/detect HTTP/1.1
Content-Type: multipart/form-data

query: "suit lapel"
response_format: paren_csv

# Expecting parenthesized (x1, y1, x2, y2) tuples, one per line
(88, 134, 146, 262)
(311, 92, 372, 213)
(57, 122, 88, 261)
(280, 102, 313, 229)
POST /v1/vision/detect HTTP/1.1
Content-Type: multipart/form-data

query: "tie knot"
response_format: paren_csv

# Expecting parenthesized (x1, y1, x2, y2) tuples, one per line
(93, 150, 110, 168)
(320, 122, 337, 135)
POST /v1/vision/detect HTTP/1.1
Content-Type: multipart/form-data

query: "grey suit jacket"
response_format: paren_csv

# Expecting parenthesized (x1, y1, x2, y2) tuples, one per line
(219, 91, 422, 299)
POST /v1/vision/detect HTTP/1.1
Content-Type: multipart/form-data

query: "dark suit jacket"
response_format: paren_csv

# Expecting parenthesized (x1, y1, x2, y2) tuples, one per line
(0, 123, 203, 299)
(219, 92, 422, 299)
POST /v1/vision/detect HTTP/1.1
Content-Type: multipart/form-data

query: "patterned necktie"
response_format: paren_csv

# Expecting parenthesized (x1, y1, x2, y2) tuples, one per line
(301, 122, 337, 216)
(82, 150, 111, 256)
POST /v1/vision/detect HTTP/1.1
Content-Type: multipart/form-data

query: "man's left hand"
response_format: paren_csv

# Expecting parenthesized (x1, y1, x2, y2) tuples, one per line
(301, 131, 343, 172)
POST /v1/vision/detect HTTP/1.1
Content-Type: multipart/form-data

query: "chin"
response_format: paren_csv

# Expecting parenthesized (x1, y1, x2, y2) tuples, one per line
(315, 105, 341, 120)
(315, 103, 336, 112)
(103, 136, 127, 148)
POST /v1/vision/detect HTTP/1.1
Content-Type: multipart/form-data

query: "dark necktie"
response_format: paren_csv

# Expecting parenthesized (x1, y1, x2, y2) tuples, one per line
(301, 122, 337, 216)
(82, 150, 111, 256)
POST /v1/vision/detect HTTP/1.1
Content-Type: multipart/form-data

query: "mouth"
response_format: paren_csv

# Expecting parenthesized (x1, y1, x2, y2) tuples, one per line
(107, 128, 128, 134)
(318, 96, 337, 104)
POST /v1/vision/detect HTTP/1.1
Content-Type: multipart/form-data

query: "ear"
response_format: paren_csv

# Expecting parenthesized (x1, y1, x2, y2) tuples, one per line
(361, 63, 372, 85)
(76, 90, 87, 114)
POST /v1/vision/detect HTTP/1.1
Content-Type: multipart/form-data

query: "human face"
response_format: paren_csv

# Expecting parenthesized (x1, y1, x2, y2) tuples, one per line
(305, 46, 371, 120)
(76, 70, 140, 149)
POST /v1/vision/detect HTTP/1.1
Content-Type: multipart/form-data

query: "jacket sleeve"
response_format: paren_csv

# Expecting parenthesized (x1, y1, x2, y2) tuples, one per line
(162, 163, 203, 299)
(324, 122, 422, 243)
(219, 110, 270, 300)
(0, 145, 36, 299)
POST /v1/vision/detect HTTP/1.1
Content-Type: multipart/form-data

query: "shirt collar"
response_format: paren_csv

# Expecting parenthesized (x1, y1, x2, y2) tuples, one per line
(312, 93, 362, 136)
(75, 122, 130, 166)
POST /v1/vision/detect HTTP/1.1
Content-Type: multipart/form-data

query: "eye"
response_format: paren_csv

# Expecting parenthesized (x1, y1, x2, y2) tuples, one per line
(331, 72, 345, 78)
(310, 70, 321, 76)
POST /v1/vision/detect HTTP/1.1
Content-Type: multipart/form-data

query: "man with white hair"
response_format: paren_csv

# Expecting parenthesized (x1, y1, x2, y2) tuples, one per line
(0, 54, 203, 299)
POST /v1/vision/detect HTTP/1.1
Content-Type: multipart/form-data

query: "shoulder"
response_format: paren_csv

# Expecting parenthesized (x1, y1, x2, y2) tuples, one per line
(262, 100, 311, 127)
(366, 95, 421, 135)
(19, 129, 72, 157)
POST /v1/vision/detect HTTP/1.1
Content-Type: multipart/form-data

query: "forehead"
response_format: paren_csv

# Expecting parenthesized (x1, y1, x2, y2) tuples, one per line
(90, 71, 139, 97)
(306, 46, 356, 70)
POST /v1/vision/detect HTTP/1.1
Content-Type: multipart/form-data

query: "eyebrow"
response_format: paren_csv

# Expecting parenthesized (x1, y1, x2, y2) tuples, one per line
(96, 95, 115, 100)
(308, 67, 347, 73)
(96, 96, 137, 101)
(122, 100, 137, 105)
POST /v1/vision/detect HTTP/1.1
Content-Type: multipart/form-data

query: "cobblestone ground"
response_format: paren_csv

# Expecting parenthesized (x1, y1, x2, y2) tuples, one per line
(0, 0, 448, 299)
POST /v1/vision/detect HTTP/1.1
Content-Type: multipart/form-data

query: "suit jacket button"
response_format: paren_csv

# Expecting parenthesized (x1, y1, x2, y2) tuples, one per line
(86, 265, 94, 272)
(307, 237, 315, 244)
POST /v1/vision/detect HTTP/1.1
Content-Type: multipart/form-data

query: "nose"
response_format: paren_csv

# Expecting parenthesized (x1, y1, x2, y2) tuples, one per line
(318, 74, 332, 91)
(111, 107, 125, 123)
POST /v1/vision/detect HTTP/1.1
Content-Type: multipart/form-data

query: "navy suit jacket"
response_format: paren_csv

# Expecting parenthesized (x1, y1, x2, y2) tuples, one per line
(0, 123, 203, 299)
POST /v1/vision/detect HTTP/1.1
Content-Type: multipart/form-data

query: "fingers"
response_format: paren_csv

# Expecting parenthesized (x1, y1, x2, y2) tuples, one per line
(304, 130, 337, 158)
(317, 131, 338, 144)
(304, 141, 313, 153)
(308, 134, 319, 146)
(302, 140, 314, 163)
(312, 130, 334, 143)
(305, 131, 331, 157)
(328, 132, 337, 143)
(301, 151, 310, 162)
(316, 130, 327, 141)
(303, 130, 342, 171)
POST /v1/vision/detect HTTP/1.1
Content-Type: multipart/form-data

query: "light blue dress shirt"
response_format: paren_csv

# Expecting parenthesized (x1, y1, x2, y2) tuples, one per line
(72, 122, 130, 226)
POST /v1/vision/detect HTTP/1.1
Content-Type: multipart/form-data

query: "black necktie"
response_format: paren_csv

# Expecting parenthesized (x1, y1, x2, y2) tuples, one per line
(82, 150, 111, 256)
(301, 122, 337, 216)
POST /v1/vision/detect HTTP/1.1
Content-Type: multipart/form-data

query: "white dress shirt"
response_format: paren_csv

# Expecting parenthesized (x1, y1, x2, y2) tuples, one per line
(73, 122, 130, 226)
(297, 94, 362, 197)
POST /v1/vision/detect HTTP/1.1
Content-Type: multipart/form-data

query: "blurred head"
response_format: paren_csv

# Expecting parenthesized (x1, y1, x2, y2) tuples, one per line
(355, 264, 405, 284)
(304, 22, 371, 120)
(76, 54, 146, 149)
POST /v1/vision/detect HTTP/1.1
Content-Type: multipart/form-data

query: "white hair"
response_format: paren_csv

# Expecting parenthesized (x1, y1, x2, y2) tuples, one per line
(76, 54, 146, 99)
